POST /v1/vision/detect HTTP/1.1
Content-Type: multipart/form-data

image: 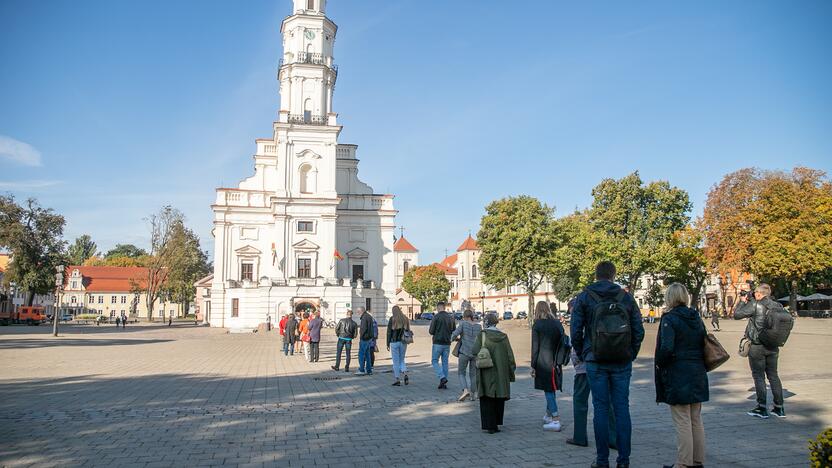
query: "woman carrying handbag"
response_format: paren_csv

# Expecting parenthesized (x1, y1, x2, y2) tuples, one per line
(472, 312, 516, 434)
(451, 308, 483, 402)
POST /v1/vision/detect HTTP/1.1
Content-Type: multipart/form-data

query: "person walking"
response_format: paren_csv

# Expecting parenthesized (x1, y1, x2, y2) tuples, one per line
(299, 312, 311, 360)
(121, 313, 127, 329)
(283, 313, 299, 356)
(115, 316, 121, 328)
(472, 312, 516, 434)
(567, 347, 618, 449)
(308, 312, 323, 363)
(292, 312, 302, 355)
(355, 307, 374, 375)
(279, 313, 289, 339)
(734, 283, 788, 419)
(571, 261, 645, 468)
(655, 283, 709, 468)
(387, 306, 411, 386)
(370, 316, 379, 369)
(332, 309, 357, 372)
(451, 308, 482, 401)
(531, 301, 565, 432)
(710, 309, 720, 332)
(429, 301, 456, 389)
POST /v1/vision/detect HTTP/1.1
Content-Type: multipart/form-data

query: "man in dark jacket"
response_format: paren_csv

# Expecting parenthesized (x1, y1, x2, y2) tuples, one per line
(283, 313, 299, 356)
(429, 301, 456, 389)
(570, 261, 644, 468)
(356, 307, 375, 375)
(734, 283, 785, 419)
(332, 309, 357, 372)
(307, 312, 323, 363)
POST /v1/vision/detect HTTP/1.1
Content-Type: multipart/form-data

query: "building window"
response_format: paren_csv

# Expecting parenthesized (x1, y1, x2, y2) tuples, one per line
(403, 261, 409, 274)
(89, 295, 94, 303)
(98, 296, 103, 304)
(298, 221, 314, 232)
(297, 258, 312, 278)
(241, 263, 254, 281)
(472, 264, 478, 278)
(71, 281, 77, 289)
(307, 0, 315, 10)
(70, 296, 76, 304)
(111, 295, 117, 303)
(232, 298, 239, 317)
(365, 297, 372, 312)
(352, 264, 364, 282)
(121, 295, 126, 304)
(110, 311, 115, 318)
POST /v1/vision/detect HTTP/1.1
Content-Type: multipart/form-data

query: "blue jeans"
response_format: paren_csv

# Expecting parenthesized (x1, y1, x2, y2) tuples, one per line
(282, 341, 293, 356)
(390, 341, 407, 379)
(358, 340, 373, 373)
(431, 344, 450, 381)
(586, 362, 633, 466)
(544, 391, 559, 417)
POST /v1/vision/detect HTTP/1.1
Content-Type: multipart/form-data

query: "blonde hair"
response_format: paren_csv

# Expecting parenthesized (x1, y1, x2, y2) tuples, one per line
(390, 305, 409, 330)
(534, 301, 555, 320)
(756, 283, 772, 296)
(664, 282, 690, 309)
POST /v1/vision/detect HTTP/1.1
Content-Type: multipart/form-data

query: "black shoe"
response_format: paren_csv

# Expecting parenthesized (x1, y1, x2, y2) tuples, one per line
(590, 464, 609, 468)
(565, 438, 588, 447)
(771, 406, 786, 418)
(615, 464, 628, 468)
(747, 406, 770, 419)
(439, 377, 448, 389)
(485, 428, 500, 434)
(392, 380, 401, 386)
(404, 374, 409, 385)
(344, 369, 350, 373)
(331, 366, 339, 371)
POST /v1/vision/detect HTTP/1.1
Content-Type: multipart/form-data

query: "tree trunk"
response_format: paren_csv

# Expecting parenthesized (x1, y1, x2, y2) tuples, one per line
(789, 278, 798, 316)
(527, 292, 535, 328)
(26, 290, 34, 307)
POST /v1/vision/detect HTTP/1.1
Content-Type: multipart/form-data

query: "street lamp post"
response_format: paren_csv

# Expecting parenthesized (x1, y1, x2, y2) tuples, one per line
(480, 291, 486, 315)
(53, 265, 64, 337)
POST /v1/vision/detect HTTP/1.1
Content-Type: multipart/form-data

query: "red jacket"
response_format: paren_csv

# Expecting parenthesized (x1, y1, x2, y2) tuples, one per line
(279, 316, 288, 336)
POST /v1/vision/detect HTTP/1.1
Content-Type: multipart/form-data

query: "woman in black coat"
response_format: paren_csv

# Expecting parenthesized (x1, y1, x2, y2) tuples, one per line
(531, 301, 565, 432)
(654, 283, 709, 468)
(284, 314, 299, 356)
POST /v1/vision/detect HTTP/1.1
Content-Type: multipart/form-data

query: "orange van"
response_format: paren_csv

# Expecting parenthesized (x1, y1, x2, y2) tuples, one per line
(16, 306, 46, 325)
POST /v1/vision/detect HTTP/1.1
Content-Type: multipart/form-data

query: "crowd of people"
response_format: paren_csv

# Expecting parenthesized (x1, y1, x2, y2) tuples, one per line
(275, 260, 792, 468)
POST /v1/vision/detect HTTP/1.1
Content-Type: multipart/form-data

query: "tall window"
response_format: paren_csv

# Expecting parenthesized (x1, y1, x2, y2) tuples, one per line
(472, 264, 478, 278)
(303, 98, 312, 123)
(121, 296, 127, 304)
(352, 264, 364, 282)
(298, 221, 313, 232)
(298, 258, 312, 278)
(307, 0, 315, 10)
(232, 298, 239, 318)
(402, 261, 409, 274)
(71, 296, 76, 304)
(98, 296, 103, 304)
(365, 298, 372, 312)
(241, 263, 254, 281)
(71, 281, 77, 289)
(111, 295, 117, 303)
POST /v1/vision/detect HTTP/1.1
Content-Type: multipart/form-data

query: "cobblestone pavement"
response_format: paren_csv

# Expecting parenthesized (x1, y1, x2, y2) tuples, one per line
(0, 317, 829, 467)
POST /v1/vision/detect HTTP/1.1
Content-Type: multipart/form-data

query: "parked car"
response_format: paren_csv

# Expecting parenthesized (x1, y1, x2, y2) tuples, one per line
(420, 312, 435, 321)
(503, 311, 514, 321)
(515, 311, 527, 320)
(60, 314, 73, 322)
(453, 311, 463, 321)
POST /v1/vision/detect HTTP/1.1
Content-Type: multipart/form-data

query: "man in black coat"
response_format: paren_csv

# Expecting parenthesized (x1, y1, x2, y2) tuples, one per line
(283, 313, 299, 356)
(332, 309, 357, 372)
(356, 307, 374, 375)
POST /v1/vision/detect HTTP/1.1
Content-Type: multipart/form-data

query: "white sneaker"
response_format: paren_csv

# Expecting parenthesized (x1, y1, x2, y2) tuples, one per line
(543, 420, 562, 432)
(543, 414, 554, 424)
(354, 371, 366, 376)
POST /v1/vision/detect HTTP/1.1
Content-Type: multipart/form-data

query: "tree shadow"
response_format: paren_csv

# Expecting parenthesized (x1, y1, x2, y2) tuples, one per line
(0, 338, 173, 349)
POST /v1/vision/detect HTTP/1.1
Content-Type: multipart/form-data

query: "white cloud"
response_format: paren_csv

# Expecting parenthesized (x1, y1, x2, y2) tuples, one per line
(0, 180, 61, 190)
(0, 135, 43, 166)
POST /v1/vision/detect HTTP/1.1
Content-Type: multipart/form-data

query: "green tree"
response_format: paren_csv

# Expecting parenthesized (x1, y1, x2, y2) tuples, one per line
(136, 206, 185, 321)
(645, 281, 665, 310)
(105, 244, 148, 259)
(67, 234, 98, 266)
(478, 196, 557, 324)
(401, 265, 451, 311)
(665, 225, 709, 310)
(164, 222, 211, 317)
(588, 172, 691, 289)
(547, 212, 605, 300)
(0, 195, 66, 305)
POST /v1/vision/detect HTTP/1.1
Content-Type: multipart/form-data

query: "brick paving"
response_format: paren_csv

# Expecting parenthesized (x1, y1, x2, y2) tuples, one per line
(0, 317, 829, 467)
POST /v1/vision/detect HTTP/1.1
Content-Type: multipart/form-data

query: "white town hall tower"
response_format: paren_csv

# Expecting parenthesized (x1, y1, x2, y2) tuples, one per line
(207, 0, 398, 329)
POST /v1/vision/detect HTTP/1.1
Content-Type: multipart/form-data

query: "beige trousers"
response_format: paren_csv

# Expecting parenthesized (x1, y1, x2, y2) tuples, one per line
(670, 403, 705, 467)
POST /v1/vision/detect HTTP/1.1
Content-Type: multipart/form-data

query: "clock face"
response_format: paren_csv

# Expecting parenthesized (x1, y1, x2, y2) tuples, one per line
(305, 29, 315, 40)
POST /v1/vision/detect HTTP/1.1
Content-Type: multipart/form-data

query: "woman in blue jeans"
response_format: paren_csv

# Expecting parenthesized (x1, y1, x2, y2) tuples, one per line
(531, 301, 565, 431)
(386, 306, 410, 386)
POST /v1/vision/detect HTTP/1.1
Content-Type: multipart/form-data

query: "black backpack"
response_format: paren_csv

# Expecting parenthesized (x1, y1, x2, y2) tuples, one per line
(587, 290, 633, 363)
(758, 302, 794, 348)
(554, 333, 572, 367)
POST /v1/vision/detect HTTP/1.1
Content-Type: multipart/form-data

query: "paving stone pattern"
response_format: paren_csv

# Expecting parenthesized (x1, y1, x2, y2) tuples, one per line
(0, 317, 829, 467)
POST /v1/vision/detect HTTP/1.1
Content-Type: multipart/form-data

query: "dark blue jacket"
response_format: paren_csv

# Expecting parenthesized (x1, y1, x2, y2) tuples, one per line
(654, 306, 709, 405)
(570, 280, 645, 363)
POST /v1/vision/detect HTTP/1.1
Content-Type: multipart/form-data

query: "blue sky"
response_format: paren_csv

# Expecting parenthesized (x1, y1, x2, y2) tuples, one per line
(1, 0, 830, 263)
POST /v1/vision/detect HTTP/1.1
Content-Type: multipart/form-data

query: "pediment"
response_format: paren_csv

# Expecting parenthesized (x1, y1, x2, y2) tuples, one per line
(235, 245, 262, 256)
(347, 247, 369, 259)
(292, 239, 320, 251)
(297, 149, 323, 160)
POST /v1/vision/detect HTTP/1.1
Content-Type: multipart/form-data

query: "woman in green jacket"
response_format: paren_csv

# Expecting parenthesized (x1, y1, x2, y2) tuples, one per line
(472, 312, 516, 434)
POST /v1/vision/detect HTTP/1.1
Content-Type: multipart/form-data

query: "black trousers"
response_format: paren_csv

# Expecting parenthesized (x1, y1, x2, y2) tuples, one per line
(749, 344, 784, 407)
(310, 341, 320, 362)
(335, 339, 352, 370)
(479, 396, 507, 430)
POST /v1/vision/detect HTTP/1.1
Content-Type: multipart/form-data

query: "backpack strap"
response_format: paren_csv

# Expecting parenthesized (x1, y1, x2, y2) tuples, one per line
(586, 289, 603, 303)
(615, 290, 627, 303)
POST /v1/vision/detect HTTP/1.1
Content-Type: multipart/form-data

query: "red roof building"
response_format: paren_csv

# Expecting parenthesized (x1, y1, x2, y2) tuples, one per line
(393, 236, 418, 253)
(456, 235, 479, 252)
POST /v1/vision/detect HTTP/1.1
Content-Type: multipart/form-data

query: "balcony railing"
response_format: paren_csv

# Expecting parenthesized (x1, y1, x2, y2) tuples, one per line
(288, 114, 327, 126)
(278, 57, 338, 76)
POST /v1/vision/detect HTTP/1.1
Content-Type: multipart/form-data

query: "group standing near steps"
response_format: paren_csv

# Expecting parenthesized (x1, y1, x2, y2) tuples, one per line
(274, 260, 792, 468)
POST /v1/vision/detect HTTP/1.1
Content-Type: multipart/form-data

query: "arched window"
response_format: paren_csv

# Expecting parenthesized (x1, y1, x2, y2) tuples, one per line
(403, 261, 409, 274)
(460, 264, 465, 279)
(472, 264, 478, 278)
(303, 98, 312, 123)
(299, 164, 316, 194)
(307, 0, 315, 10)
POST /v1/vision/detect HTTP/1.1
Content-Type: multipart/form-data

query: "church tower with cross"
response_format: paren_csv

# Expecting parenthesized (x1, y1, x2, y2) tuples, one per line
(207, 0, 399, 329)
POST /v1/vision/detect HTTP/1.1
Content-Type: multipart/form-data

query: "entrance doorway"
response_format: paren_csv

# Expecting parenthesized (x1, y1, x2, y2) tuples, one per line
(294, 302, 317, 315)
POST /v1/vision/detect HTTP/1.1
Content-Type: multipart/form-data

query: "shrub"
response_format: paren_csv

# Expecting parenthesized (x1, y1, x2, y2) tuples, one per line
(809, 428, 832, 468)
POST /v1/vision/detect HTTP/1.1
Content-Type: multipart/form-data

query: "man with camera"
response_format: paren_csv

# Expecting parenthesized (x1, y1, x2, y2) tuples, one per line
(734, 283, 790, 419)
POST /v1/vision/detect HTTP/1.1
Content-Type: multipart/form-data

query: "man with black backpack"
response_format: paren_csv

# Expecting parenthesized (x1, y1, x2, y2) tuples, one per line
(734, 283, 791, 419)
(571, 261, 645, 468)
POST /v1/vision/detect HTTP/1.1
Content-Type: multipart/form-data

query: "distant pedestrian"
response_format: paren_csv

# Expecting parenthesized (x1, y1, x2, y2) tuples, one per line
(115, 316, 121, 328)
(355, 307, 374, 375)
(648, 309, 657, 324)
(168, 315, 172, 327)
(472, 312, 516, 434)
(571, 261, 645, 468)
(531, 301, 565, 432)
(279, 313, 289, 338)
(121, 313, 127, 329)
(332, 309, 357, 372)
(710, 310, 720, 331)
(451, 308, 481, 401)
(369, 316, 379, 369)
(429, 301, 456, 389)
(655, 283, 709, 468)
(283, 313, 298, 356)
(266, 313, 271, 331)
(387, 306, 411, 386)
(299, 312, 311, 360)
(308, 312, 323, 362)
